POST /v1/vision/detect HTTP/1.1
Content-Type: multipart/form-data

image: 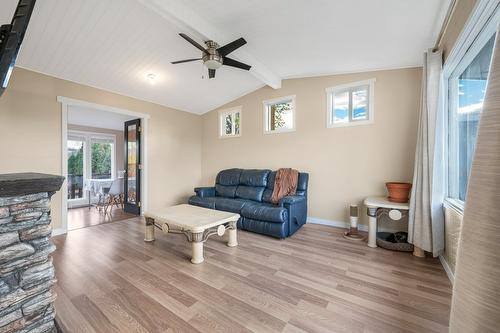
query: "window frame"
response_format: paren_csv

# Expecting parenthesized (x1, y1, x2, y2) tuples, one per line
(263, 95, 296, 134)
(442, 0, 499, 212)
(326, 78, 375, 128)
(218, 106, 242, 138)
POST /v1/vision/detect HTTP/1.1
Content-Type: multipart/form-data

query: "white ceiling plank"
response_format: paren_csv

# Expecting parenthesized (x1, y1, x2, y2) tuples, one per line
(136, 0, 282, 89)
(2, 0, 449, 114)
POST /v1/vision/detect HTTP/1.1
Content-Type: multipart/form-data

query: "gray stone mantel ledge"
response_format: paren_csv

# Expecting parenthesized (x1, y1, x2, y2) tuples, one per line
(0, 173, 65, 197)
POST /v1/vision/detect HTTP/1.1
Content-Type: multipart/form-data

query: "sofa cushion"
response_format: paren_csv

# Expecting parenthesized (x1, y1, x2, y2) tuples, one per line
(266, 171, 277, 189)
(188, 196, 216, 209)
(241, 203, 288, 223)
(297, 173, 309, 193)
(263, 171, 276, 203)
(216, 168, 242, 186)
(262, 189, 273, 203)
(215, 184, 237, 198)
(239, 169, 271, 187)
(235, 185, 265, 202)
(214, 198, 250, 213)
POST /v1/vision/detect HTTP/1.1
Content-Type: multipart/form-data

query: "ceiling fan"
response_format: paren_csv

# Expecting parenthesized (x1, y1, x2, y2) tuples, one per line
(171, 33, 252, 79)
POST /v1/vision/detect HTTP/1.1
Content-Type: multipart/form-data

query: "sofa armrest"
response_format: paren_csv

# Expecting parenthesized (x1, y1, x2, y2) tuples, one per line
(279, 195, 307, 237)
(194, 187, 215, 198)
(279, 195, 306, 206)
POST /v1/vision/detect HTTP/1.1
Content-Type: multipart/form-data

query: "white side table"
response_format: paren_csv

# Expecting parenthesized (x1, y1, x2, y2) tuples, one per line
(363, 196, 424, 257)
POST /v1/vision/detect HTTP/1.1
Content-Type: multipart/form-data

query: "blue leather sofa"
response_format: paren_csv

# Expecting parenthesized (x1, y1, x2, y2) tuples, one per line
(188, 168, 309, 238)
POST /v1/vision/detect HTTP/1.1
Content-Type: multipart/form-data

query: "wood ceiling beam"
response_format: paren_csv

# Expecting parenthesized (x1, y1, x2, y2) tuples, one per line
(137, 0, 282, 89)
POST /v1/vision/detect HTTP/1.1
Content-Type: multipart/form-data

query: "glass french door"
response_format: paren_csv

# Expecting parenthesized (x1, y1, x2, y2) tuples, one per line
(67, 136, 85, 201)
(67, 131, 115, 208)
(124, 119, 141, 215)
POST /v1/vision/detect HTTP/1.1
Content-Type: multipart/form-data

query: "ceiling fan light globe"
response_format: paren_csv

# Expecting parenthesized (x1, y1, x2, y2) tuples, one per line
(204, 59, 222, 69)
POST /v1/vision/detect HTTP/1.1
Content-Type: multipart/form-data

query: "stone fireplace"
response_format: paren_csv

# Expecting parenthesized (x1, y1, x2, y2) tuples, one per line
(0, 173, 64, 333)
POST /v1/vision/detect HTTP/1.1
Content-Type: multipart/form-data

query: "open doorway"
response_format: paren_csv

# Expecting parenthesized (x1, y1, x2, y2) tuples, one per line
(59, 97, 149, 233)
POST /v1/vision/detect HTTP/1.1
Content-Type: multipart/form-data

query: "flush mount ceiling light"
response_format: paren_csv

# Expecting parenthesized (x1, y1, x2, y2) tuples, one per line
(146, 73, 157, 85)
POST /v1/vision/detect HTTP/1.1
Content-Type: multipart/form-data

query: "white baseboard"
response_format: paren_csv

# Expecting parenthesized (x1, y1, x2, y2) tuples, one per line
(51, 228, 66, 237)
(307, 217, 368, 232)
(439, 254, 455, 285)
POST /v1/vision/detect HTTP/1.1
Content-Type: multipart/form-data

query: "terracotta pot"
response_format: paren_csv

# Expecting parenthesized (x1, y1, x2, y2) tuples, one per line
(386, 182, 412, 203)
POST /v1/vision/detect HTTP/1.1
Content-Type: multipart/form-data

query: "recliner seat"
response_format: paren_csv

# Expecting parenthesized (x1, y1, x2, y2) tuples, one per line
(188, 168, 309, 238)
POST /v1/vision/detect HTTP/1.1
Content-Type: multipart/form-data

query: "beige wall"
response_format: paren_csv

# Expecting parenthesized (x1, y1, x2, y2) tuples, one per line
(440, 0, 478, 61)
(201, 68, 422, 225)
(67, 124, 124, 177)
(0, 67, 203, 230)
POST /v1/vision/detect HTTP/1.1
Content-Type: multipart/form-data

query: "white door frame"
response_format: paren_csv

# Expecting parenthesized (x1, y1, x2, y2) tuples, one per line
(56, 96, 151, 236)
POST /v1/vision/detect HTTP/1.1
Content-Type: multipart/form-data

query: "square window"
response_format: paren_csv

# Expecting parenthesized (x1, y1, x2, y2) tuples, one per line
(263, 96, 296, 133)
(327, 79, 375, 127)
(219, 107, 242, 138)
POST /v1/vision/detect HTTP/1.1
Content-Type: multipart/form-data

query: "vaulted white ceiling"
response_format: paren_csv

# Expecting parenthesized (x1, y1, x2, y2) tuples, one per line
(1, 0, 450, 114)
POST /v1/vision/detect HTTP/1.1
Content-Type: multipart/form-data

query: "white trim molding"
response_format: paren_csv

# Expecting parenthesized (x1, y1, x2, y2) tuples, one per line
(57, 96, 151, 119)
(307, 216, 411, 233)
(439, 254, 455, 284)
(58, 96, 151, 235)
(51, 228, 66, 237)
(307, 217, 369, 232)
(443, 198, 465, 216)
(263, 95, 296, 134)
(443, 0, 500, 73)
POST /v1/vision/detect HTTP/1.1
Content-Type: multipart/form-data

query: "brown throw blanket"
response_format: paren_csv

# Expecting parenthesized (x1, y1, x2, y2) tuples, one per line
(271, 168, 299, 204)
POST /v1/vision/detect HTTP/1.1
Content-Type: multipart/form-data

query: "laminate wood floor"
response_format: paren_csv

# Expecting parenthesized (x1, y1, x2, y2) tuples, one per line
(52, 218, 452, 333)
(67, 206, 136, 231)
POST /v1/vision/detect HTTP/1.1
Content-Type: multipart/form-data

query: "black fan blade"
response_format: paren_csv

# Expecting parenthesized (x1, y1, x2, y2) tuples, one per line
(171, 58, 202, 64)
(179, 33, 207, 53)
(217, 38, 247, 56)
(223, 57, 251, 71)
(208, 69, 216, 79)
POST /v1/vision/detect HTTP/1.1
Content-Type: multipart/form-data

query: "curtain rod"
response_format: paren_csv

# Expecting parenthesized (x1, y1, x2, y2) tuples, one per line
(434, 0, 459, 51)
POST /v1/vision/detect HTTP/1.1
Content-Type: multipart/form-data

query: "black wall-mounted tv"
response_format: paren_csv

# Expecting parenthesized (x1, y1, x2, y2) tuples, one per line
(0, 0, 36, 97)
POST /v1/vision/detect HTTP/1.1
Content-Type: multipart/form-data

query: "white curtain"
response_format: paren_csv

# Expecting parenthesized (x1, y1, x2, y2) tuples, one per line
(408, 49, 445, 257)
(450, 29, 500, 332)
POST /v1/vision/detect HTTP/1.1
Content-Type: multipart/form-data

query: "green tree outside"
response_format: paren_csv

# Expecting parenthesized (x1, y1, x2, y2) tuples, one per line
(91, 143, 112, 178)
(68, 145, 83, 176)
(271, 102, 291, 129)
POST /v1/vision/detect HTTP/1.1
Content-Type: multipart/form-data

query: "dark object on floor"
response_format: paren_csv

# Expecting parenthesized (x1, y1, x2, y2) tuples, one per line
(376, 231, 414, 252)
(386, 231, 408, 243)
(188, 168, 308, 239)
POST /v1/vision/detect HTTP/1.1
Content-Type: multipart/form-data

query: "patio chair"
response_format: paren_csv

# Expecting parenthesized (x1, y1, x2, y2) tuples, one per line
(103, 178, 125, 214)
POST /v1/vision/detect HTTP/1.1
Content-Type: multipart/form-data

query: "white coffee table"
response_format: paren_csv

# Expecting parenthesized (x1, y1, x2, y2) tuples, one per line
(144, 204, 239, 264)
